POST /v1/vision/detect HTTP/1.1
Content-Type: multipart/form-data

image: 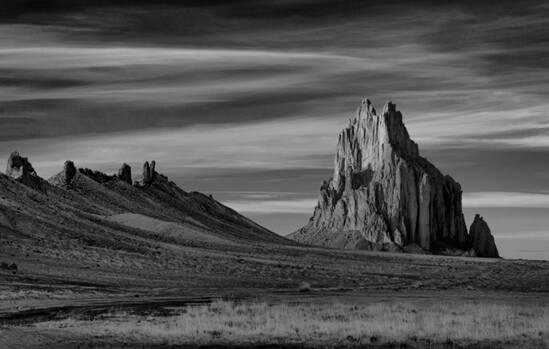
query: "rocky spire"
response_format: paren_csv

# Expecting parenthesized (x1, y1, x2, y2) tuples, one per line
(332, 99, 419, 191)
(5, 151, 45, 191)
(118, 163, 132, 185)
(289, 98, 498, 257)
(468, 215, 499, 258)
(143, 161, 151, 184)
(63, 160, 77, 185)
(142, 160, 156, 184)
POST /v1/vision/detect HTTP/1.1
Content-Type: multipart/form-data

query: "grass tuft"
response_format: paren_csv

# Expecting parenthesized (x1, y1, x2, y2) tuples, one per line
(298, 281, 311, 292)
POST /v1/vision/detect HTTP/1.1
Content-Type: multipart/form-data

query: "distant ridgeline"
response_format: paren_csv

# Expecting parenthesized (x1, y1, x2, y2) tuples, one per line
(289, 99, 499, 258)
(2, 151, 291, 246)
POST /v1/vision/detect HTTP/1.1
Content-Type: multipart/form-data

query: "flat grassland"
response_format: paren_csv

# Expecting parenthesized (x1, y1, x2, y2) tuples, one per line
(13, 299, 546, 348)
(1, 240, 549, 348)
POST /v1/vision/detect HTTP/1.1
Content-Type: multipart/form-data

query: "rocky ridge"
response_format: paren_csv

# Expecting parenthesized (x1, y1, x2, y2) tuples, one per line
(2, 151, 290, 247)
(289, 99, 499, 258)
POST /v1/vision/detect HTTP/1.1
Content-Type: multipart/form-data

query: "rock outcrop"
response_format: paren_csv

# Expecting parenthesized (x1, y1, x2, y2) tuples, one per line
(5, 151, 45, 191)
(118, 163, 132, 185)
(468, 215, 499, 258)
(143, 161, 156, 184)
(2, 153, 291, 255)
(78, 168, 115, 184)
(63, 160, 77, 185)
(289, 98, 498, 257)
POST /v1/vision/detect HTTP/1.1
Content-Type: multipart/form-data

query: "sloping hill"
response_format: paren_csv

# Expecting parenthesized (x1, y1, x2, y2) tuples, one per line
(0, 152, 292, 260)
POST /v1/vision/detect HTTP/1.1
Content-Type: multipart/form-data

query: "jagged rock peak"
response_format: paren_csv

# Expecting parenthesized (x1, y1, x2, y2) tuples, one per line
(289, 98, 497, 257)
(469, 215, 499, 258)
(118, 163, 132, 185)
(357, 98, 376, 115)
(382, 100, 396, 115)
(333, 99, 419, 191)
(143, 160, 157, 184)
(63, 160, 77, 185)
(6, 151, 36, 179)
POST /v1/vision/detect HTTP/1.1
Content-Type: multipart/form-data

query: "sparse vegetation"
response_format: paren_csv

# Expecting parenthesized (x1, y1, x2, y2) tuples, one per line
(298, 281, 311, 292)
(31, 299, 549, 347)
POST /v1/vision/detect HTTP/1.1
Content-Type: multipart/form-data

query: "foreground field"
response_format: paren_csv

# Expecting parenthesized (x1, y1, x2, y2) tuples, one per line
(2, 235, 548, 348)
(1, 238, 549, 348)
(3, 299, 548, 348)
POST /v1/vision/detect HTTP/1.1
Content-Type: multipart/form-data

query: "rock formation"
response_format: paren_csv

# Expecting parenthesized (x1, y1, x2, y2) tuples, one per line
(78, 168, 115, 184)
(6, 151, 36, 180)
(143, 160, 156, 184)
(5, 151, 45, 191)
(63, 160, 77, 185)
(289, 98, 498, 257)
(468, 215, 499, 258)
(118, 163, 132, 185)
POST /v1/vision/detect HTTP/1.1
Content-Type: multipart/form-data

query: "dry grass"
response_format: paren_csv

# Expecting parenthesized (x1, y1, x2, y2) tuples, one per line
(33, 299, 549, 347)
(0, 289, 76, 300)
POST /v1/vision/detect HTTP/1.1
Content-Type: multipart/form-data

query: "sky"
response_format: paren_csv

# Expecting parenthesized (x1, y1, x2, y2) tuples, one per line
(0, 0, 548, 260)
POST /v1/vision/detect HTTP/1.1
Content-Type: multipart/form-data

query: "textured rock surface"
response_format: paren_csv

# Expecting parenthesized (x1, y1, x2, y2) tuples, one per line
(63, 160, 77, 185)
(78, 168, 116, 184)
(118, 163, 132, 185)
(6, 151, 36, 180)
(5, 151, 45, 191)
(143, 161, 156, 184)
(289, 99, 497, 257)
(469, 215, 499, 258)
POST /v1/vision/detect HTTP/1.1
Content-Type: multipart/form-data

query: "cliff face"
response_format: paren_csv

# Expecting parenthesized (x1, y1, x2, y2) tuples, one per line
(290, 99, 498, 257)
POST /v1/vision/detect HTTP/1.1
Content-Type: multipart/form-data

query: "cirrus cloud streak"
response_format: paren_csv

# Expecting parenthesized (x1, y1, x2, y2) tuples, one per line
(463, 192, 549, 209)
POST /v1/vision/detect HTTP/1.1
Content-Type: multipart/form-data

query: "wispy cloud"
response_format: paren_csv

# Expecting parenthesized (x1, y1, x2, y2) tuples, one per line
(495, 231, 549, 240)
(225, 191, 549, 215)
(222, 199, 317, 214)
(215, 191, 303, 199)
(407, 103, 549, 150)
(2, 12, 547, 153)
(463, 192, 549, 209)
